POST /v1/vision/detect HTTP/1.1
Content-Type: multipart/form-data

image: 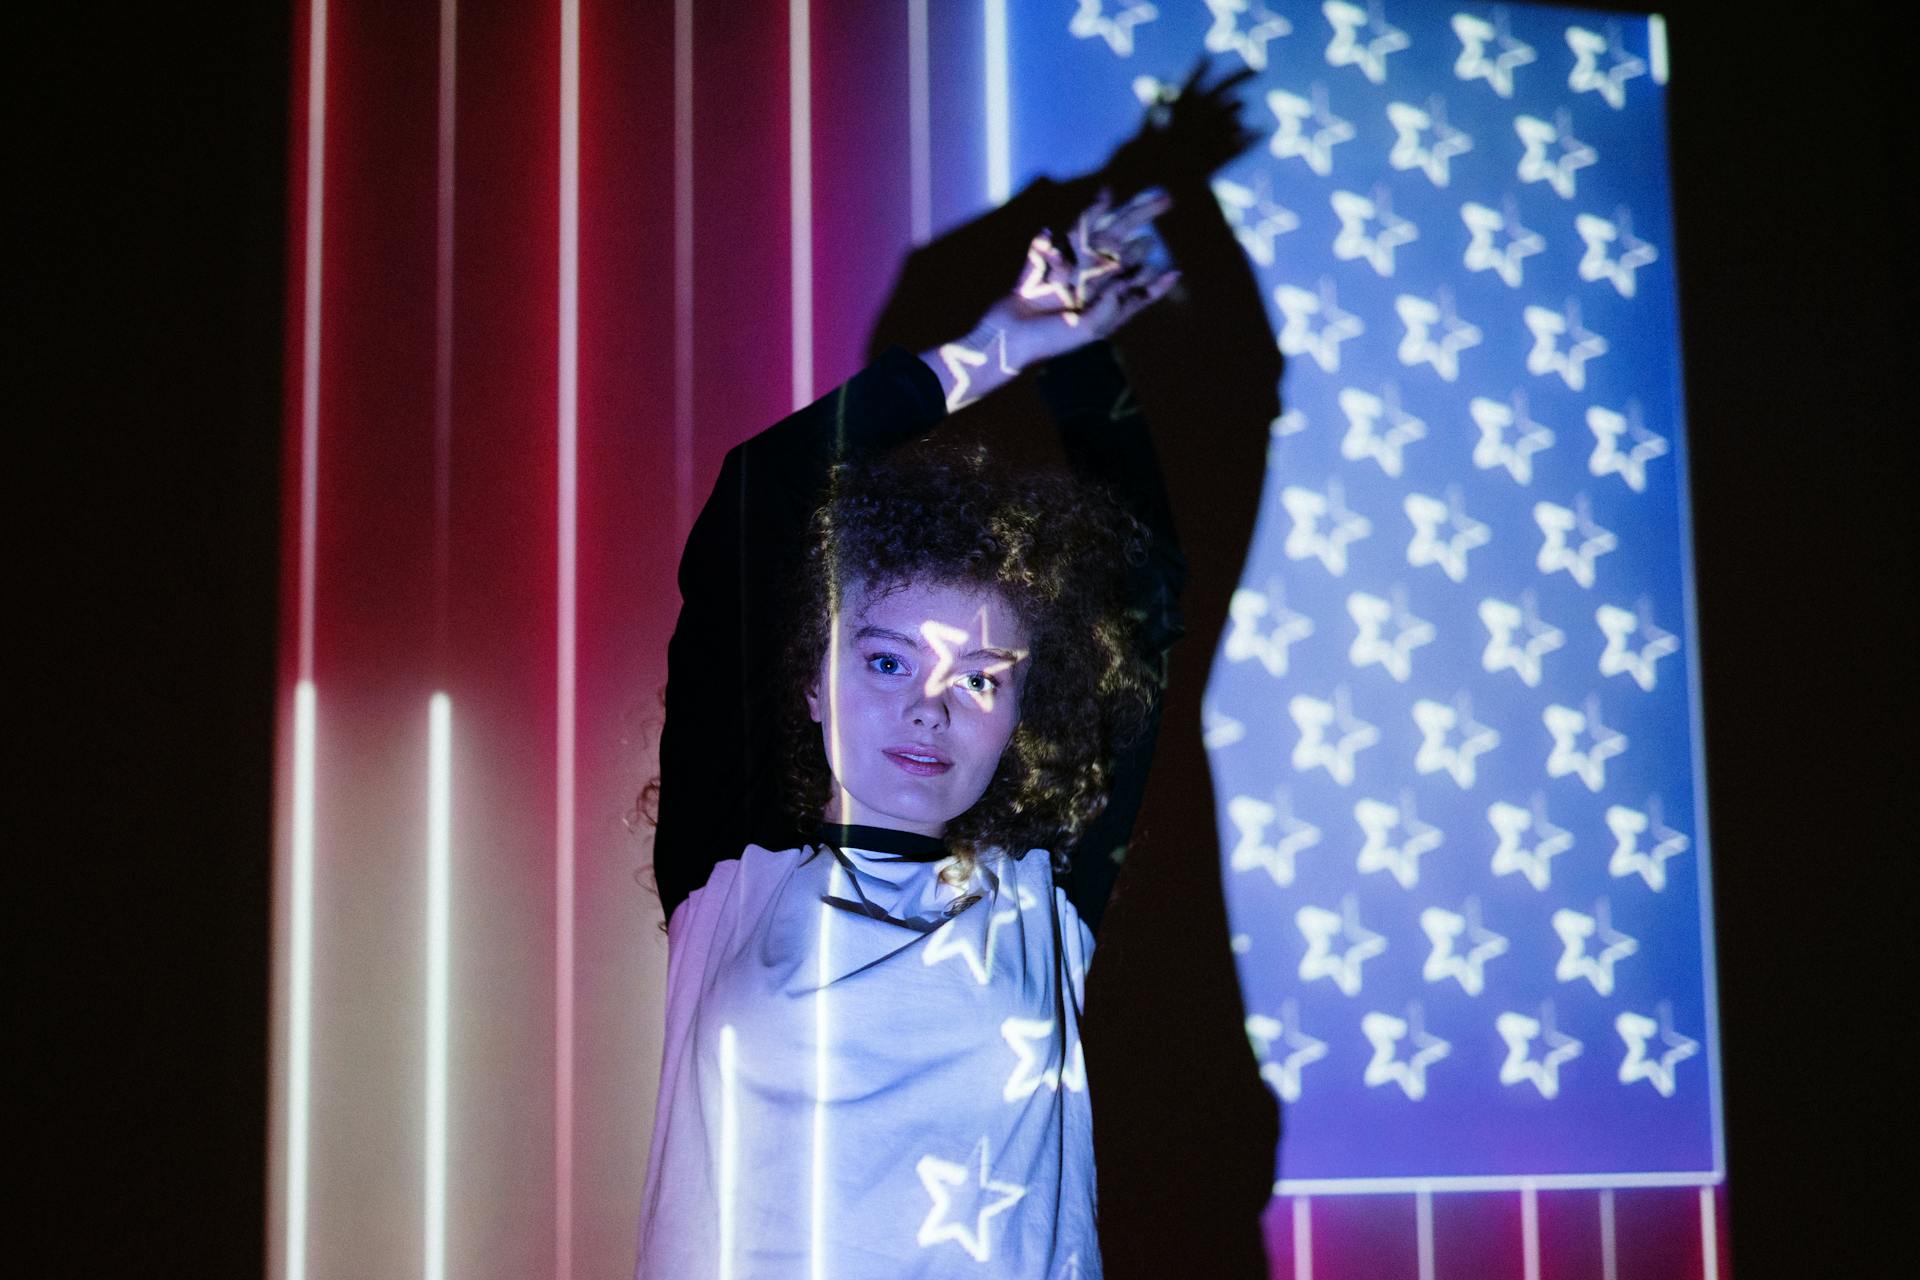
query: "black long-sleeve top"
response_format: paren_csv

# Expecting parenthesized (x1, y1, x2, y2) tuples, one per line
(651, 342, 1184, 934)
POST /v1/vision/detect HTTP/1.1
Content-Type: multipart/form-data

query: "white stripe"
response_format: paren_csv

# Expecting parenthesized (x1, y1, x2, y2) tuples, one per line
(1599, 1188, 1618, 1280)
(298, 0, 328, 683)
(790, 0, 813, 409)
(1699, 1187, 1719, 1280)
(810, 858, 838, 1280)
(1277, 1171, 1722, 1194)
(1649, 14, 1670, 85)
(555, 4, 580, 1277)
(1292, 1196, 1312, 1280)
(983, 0, 1009, 203)
(425, 694, 452, 1280)
(1416, 1187, 1434, 1280)
(907, 0, 931, 244)
(287, 679, 317, 1280)
(719, 1024, 740, 1280)
(673, 0, 695, 540)
(1520, 1182, 1540, 1280)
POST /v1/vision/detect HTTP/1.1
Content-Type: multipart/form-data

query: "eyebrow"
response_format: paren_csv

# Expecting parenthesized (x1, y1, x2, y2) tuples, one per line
(852, 624, 1022, 663)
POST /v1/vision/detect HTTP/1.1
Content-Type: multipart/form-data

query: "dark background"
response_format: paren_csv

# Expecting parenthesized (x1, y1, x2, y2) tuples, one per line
(28, 1, 1904, 1274)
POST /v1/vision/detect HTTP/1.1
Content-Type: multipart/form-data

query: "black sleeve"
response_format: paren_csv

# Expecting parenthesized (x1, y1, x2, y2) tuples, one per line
(1033, 340, 1187, 934)
(652, 347, 948, 927)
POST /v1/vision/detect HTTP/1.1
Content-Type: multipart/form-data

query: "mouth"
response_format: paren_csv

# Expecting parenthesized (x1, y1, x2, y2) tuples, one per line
(884, 747, 952, 776)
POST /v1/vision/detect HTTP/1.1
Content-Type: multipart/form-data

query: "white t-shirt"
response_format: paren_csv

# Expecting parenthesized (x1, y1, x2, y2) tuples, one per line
(636, 837, 1099, 1279)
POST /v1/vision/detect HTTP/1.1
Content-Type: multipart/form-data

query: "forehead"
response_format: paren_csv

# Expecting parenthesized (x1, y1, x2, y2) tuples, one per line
(846, 579, 1030, 648)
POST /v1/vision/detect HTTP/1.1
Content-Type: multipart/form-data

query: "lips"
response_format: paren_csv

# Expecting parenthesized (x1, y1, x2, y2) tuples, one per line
(884, 745, 952, 776)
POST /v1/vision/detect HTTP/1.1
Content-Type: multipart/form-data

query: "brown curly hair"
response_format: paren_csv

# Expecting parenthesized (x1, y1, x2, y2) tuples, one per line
(781, 441, 1156, 886)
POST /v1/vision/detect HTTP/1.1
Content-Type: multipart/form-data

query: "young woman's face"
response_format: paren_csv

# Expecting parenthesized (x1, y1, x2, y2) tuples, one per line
(806, 578, 1031, 837)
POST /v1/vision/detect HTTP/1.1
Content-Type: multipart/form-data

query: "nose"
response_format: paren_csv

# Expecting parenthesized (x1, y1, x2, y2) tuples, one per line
(907, 681, 951, 729)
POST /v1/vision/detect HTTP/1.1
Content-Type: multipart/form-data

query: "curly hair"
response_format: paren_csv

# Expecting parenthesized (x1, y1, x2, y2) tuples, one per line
(781, 441, 1157, 887)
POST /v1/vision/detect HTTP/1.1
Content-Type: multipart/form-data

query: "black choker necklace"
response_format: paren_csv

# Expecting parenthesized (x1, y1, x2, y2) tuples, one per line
(816, 822, 948, 861)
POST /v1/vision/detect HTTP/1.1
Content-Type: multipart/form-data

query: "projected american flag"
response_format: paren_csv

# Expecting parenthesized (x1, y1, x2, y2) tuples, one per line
(1007, 1, 1721, 1189)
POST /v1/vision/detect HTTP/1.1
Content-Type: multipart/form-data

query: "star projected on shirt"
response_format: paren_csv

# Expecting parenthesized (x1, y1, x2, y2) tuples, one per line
(1277, 276, 1366, 373)
(1461, 198, 1545, 288)
(1396, 288, 1482, 381)
(1470, 389, 1554, 484)
(1297, 893, 1387, 996)
(1524, 298, 1607, 391)
(1421, 897, 1508, 995)
(1214, 174, 1300, 267)
(1001, 1017, 1088, 1101)
(1362, 1002, 1451, 1100)
(1338, 382, 1427, 476)
(1290, 684, 1380, 784)
(1387, 95, 1473, 187)
(1355, 790, 1444, 889)
(1068, 0, 1158, 57)
(915, 1136, 1028, 1263)
(1347, 585, 1435, 681)
(1229, 789, 1323, 887)
(1596, 599, 1678, 691)
(1323, 0, 1408, 85)
(1566, 23, 1646, 110)
(1268, 83, 1355, 175)
(921, 892, 1023, 985)
(1480, 590, 1564, 687)
(1534, 495, 1616, 588)
(1405, 487, 1490, 583)
(1205, 0, 1292, 71)
(1284, 477, 1373, 576)
(1544, 695, 1627, 792)
(1515, 109, 1595, 199)
(1332, 186, 1419, 276)
(1587, 403, 1668, 493)
(1615, 1003, 1698, 1097)
(1498, 1002, 1583, 1098)
(1576, 208, 1658, 297)
(1553, 898, 1638, 996)
(1225, 580, 1315, 677)
(1488, 793, 1574, 891)
(1451, 11, 1535, 98)
(1247, 999, 1330, 1102)
(1412, 692, 1500, 788)
(1606, 796, 1689, 892)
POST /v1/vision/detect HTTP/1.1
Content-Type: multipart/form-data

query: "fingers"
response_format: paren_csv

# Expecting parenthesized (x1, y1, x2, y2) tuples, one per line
(1099, 187, 1173, 241)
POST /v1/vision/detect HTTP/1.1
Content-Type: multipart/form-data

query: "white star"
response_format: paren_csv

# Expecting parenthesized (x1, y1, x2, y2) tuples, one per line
(1228, 789, 1323, 887)
(1412, 692, 1499, 789)
(1616, 1003, 1698, 1097)
(1387, 96, 1473, 187)
(1205, 0, 1292, 71)
(1480, 590, 1564, 686)
(1567, 24, 1646, 110)
(1576, 208, 1658, 297)
(1596, 599, 1678, 691)
(1362, 1003, 1450, 1100)
(1421, 897, 1508, 995)
(1204, 702, 1246, 750)
(1606, 796, 1690, 891)
(1290, 685, 1379, 785)
(1396, 289, 1482, 382)
(1554, 899, 1637, 996)
(1347, 585, 1434, 681)
(1355, 790, 1444, 890)
(1534, 495, 1615, 588)
(1470, 390, 1554, 485)
(1332, 187, 1419, 277)
(1283, 477, 1373, 576)
(1544, 695, 1627, 792)
(1247, 999, 1328, 1102)
(1225, 580, 1315, 677)
(1323, 0, 1408, 85)
(1587, 403, 1668, 492)
(1498, 1002, 1583, 1098)
(1297, 893, 1386, 996)
(915, 1136, 1028, 1262)
(1515, 109, 1596, 200)
(1067, 0, 1158, 57)
(1276, 277, 1365, 373)
(1338, 383, 1426, 476)
(1214, 175, 1300, 268)
(1268, 83, 1355, 176)
(1000, 1016, 1087, 1101)
(1487, 793, 1573, 891)
(1405, 488, 1489, 583)
(1461, 198, 1544, 288)
(1524, 298, 1607, 391)
(1451, 11, 1535, 98)
(921, 893, 1023, 985)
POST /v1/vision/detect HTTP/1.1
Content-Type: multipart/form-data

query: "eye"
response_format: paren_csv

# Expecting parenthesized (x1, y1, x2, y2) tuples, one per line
(866, 652, 907, 676)
(959, 671, 998, 694)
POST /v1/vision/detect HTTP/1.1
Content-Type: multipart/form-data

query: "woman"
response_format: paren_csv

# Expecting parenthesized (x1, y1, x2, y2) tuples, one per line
(636, 185, 1186, 1279)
